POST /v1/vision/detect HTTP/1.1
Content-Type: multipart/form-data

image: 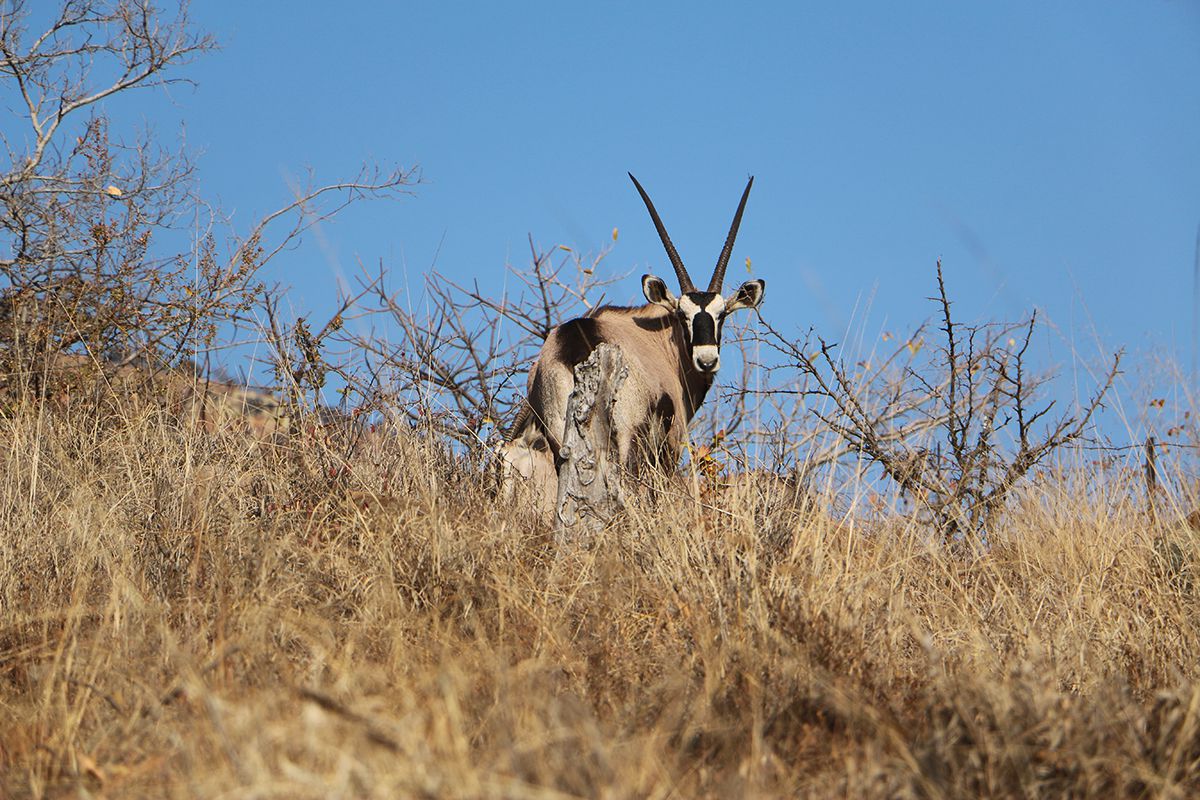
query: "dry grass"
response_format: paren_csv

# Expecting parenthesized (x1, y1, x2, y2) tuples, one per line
(3, 385, 1200, 799)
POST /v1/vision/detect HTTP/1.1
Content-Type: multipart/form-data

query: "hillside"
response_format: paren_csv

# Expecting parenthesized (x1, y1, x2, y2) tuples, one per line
(2, 377, 1199, 799)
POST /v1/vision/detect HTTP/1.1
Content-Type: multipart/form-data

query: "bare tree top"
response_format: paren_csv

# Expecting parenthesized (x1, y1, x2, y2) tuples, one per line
(0, 0, 214, 189)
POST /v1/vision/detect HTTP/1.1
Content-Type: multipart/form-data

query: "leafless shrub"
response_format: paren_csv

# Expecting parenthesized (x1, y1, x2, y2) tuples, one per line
(0, 0, 415, 396)
(325, 236, 624, 453)
(760, 259, 1121, 542)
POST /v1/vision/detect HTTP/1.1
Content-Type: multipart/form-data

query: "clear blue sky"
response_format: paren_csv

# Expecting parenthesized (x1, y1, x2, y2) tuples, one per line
(115, 3, 1200, 405)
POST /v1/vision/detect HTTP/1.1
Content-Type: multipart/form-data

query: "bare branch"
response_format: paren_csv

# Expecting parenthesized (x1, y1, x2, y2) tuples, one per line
(754, 260, 1122, 541)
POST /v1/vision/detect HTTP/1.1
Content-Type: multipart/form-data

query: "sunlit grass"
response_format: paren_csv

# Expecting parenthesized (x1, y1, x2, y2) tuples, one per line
(2, 386, 1199, 798)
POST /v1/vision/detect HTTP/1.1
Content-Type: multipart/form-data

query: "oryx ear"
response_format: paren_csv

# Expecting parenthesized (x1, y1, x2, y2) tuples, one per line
(642, 274, 677, 309)
(725, 279, 765, 313)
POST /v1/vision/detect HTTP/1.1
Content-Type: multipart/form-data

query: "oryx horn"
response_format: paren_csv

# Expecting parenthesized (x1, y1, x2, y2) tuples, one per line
(628, 173, 695, 293)
(708, 176, 754, 293)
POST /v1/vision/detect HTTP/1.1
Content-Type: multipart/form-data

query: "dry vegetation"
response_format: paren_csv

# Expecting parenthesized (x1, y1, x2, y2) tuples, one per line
(2, 379, 1200, 799)
(5, 2, 1200, 798)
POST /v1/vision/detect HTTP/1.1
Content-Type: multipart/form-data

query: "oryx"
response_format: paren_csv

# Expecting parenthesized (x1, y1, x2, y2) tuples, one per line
(500, 173, 766, 515)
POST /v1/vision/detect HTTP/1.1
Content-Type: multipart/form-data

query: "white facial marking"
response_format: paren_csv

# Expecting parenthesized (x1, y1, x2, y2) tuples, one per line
(693, 344, 720, 372)
(678, 293, 728, 373)
(703, 295, 727, 316)
(676, 295, 727, 326)
(677, 295, 700, 339)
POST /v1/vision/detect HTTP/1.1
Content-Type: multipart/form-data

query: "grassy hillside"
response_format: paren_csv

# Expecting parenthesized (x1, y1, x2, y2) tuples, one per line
(2, 382, 1199, 799)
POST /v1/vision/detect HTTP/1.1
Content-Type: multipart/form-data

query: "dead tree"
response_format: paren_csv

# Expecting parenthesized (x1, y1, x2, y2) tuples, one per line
(555, 344, 628, 539)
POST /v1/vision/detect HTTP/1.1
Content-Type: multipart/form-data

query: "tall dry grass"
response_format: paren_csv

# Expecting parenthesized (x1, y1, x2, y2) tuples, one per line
(2, 384, 1200, 799)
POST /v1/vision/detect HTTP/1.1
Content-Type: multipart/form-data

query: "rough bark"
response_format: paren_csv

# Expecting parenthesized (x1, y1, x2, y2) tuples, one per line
(555, 344, 628, 541)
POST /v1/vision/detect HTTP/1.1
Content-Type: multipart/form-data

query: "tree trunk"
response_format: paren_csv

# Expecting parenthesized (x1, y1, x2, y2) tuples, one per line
(556, 344, 628, 542)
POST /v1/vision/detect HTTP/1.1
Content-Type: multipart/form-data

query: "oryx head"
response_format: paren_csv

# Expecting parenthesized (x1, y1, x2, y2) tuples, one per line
(630, 173, 766, 375)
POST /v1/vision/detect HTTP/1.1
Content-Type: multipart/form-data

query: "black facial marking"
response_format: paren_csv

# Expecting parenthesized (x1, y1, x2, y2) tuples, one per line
(691, 311, 717, 345)
(554, 317, 605, 369)
(681, 292, 721, 347)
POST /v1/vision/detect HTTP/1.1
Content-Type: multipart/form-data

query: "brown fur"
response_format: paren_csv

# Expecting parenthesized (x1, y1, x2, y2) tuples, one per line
(499, 303, 713, 516)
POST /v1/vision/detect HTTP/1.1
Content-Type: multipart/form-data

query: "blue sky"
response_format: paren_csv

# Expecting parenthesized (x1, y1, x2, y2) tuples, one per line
(103, 3, 1200, 409)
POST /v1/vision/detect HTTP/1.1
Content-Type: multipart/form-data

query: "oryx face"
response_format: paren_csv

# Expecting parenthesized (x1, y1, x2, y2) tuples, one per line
(642, 276, 765, 374)
(629, 172, 765, 375)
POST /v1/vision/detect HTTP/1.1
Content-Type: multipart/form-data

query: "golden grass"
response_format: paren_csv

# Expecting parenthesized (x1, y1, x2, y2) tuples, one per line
(2, 389, 1200, 798)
